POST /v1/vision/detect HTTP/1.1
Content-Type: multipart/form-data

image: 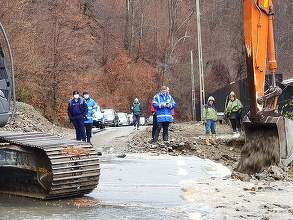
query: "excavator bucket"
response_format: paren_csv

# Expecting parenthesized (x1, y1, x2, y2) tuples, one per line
(237, 116, 293, 174)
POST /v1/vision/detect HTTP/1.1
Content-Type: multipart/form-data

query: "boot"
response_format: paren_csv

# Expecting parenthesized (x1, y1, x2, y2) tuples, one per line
(205, 137, 212, 146)
(209, 135, 217, 145)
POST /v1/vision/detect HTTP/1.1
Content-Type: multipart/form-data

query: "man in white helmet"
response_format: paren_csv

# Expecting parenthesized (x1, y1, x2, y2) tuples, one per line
(202, 96, 217, 145)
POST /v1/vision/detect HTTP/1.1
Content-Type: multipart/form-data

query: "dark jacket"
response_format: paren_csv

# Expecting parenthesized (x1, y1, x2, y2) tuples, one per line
(131, 102, 142, 116)
(68, 98, 88, 121)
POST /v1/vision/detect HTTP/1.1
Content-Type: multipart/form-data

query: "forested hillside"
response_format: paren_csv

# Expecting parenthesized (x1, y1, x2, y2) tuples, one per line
(0, 0, 292, 123)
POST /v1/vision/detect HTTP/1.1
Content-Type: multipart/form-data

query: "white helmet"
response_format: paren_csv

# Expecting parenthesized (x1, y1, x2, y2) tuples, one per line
(230, 91, 236, 96)
(208, 96, 215, 102)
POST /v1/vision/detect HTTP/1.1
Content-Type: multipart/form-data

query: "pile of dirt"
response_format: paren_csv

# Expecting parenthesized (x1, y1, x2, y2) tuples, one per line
(127, 122, 245, 169)
(0, 102, 73, 137)
(237, 125, 280, 174)
(128, 122, 292, 181)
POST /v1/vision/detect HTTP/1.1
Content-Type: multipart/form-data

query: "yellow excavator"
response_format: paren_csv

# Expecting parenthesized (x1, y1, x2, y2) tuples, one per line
(0, 23, 100, 199)
(237, 0, 293, 173)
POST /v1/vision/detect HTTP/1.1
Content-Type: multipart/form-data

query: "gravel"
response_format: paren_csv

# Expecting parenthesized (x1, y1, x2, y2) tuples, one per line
(0, 102, 73, 137)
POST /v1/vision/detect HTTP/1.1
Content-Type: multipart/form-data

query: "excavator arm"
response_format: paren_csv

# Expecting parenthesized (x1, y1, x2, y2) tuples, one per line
(243, 0, 280, 119)
(238, 0, 293, 173)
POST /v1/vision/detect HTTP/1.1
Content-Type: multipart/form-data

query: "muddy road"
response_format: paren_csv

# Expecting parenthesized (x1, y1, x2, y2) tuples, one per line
(0, 126, 293, 220)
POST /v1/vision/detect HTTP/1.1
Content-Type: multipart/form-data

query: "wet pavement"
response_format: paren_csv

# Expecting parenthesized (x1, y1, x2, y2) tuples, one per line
(0, 154, 230, 220)
(0, 127, 230, 220)
(1, 127, 292, 220)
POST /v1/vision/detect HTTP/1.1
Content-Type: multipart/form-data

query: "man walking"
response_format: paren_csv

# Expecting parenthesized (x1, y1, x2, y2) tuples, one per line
(131, 98, 142, 130)
(152, 86, 176, 143)
(68, 91, 88, 142)
(83, 92, 98, 142)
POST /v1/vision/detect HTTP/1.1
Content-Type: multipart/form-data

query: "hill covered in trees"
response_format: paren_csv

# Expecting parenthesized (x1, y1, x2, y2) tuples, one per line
(0, 0, 292, 123)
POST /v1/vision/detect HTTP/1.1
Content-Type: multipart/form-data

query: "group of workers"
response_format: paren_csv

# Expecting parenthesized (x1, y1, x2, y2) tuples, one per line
(130, 86, 176, 144)
(68, 88, 243, 146)
(68, 91, 98, 143)
(203, 91, 243, 145)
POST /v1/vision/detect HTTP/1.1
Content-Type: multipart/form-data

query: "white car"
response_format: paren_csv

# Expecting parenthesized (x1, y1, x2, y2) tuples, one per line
(93, 107, 106, 129)
(146, 115, 153, 125)
(127, 114, 133, 125)
(117, 112, 128, 126)
(127, 114, 145, 126)
(217, 112, 225, 124)
(139, 117, 146, 126)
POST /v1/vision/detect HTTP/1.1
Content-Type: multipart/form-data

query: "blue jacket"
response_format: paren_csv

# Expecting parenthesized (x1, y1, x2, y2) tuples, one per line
(68, 98, 88, 120)
(152, 93, 176, 123)
(84, 98, 98, 124)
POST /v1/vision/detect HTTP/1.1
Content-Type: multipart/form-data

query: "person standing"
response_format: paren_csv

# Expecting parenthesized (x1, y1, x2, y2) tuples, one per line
(167, 87, 176, 121)
(149, 99, 157, 141)
(131, 98, 142, 130)
(68, 91, 88, 142)
(225, 91, 243, 133)
(152, 86, 176, 143)
(83, 92, 98, 142)
(202, 96, 217, 145)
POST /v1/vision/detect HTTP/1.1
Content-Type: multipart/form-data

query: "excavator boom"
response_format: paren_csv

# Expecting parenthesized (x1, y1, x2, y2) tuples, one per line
(238, 0, 293, 173)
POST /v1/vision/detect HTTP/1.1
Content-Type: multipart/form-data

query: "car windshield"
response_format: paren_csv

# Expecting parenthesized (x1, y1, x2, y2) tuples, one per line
(117, 113, 127, 118)
(103, 109, 114, 116)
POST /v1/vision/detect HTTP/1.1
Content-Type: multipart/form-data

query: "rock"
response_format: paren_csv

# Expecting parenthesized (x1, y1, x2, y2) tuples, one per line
(190, 144, 197, 151)
(23, 127, 33, 132)
(288, 207, 293, 214)
(243, 183, 256, 191)
(150, 144, 157, 149)
(179, 142, 185, 147)
(231, 171, 251, 182)
(273, 203, 291, 209)
(117, 154, 126, 158)
(268, 166, 286, 180)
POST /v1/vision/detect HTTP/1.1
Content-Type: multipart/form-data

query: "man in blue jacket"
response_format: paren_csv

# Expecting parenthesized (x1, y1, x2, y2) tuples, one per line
(152, 86, 176, 143)
(83, 92, 98, 142)
(68, 91, 88, 142)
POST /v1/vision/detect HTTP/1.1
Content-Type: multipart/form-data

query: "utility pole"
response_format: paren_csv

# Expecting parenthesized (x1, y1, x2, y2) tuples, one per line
(195, 0, 205, 120)
(191, 50, 196, 121)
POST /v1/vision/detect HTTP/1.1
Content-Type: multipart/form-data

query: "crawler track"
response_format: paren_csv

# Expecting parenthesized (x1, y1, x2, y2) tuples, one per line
(0, 131, 100, 199)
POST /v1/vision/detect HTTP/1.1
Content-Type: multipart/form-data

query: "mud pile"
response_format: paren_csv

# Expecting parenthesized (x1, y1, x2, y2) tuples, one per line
(128, 122, 245, 169)
(237, 125, 280, 174)
(0, 102, 73, 137)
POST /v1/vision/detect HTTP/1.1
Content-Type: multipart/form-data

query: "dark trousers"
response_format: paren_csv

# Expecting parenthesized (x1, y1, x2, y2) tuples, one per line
(153, 122, 170, 143)
(84, 123, 93, 142)
(152, 113, 157, 140)
(133, 114, 140, 128)
(230, 112, 241, 132)
(230, 118, 241, 132)
(72, 118, 86, 141)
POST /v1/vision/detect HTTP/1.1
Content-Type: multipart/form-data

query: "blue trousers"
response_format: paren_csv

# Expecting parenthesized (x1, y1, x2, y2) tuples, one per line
(205, 120, 216, 135)
(72, 117, 86, 141)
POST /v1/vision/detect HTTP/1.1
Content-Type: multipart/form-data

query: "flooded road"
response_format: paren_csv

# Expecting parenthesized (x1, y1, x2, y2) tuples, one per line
(1, 127, 292, 220)
(0, 154, 229, 220)
(0, 127, 230, 220)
